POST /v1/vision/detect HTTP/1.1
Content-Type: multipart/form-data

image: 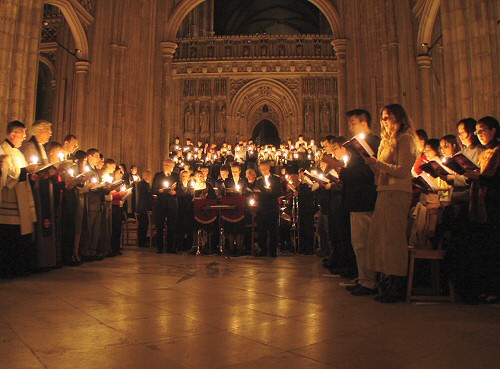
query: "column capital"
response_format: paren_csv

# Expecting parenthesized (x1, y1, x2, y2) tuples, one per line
(75, 60, 90, 73)
(331, 38, 348, 55)
(160, 41, 178, 59)
(416, 54, 432, 69)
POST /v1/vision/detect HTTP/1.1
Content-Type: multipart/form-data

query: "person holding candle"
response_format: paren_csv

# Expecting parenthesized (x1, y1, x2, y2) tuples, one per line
(152, 159, 179, 254)
(62, 134, 79, 160)
(110, 167, 132, 257)
(255, 160, 283, 257)
(333, 109, 381, 295)
(0, 121, 37, 277)
(174, 170, 195, 252)
(20, 120, 56, 272)
(224, 162, 248, 255)
(364, 104, 417, 303)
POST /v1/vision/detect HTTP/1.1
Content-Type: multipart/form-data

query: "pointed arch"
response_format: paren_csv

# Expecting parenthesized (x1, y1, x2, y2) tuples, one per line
(166, 0, 342, 40)
(44, 0, 89, 59)
(416, 0, 441, 54)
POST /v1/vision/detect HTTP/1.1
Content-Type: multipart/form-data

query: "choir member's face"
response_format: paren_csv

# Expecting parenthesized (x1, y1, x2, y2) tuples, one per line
(36, 125, 52, 144)
(439, 140, 455, 157)
(259, 163, 271, 175)
(348, 116, 364, 136)
(231, 167, 241, 178)
(457, 123, 472, 147)
(195, 172, 204, 183)
(423, 144, 438, 160)
(220, 170, 229, 180)
(142, 171, 152, 183)
(180, 172, 190, 184)
(381, 110, 400, 134)
(87, 152, 100, 167)
(163, 161, 174, 173)
(48, 149, 61, 163)
(246, 170, 256, 182)
(9, 128, 27, 147)
(64, 138, 79, 154)
(475, 123, 496, 146)
(331, 143, 347, 160)
(201, 168, 209, 179)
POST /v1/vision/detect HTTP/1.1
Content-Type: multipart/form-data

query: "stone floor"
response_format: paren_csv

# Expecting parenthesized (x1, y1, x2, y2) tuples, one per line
(1, 247, 499, 369)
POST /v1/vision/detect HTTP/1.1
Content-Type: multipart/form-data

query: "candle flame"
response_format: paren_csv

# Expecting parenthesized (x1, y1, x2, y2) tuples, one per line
(57, 152, 65, 161)
(359, 133, 366, 140)
(343, 155, 349, 165)
(68, 168, 74, 177)
(249, 199, 256, 206)
(164, 181, 169, 188)
(30, 155, 38, 164)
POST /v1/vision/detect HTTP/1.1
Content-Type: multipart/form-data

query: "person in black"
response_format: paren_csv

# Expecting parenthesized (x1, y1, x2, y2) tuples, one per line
(151, 159, 179, 254)
(255, 161, 283, 257)
(296, 170, 315, 254)
(136, 170, 152, 247)
(332, 109, 381, 295)
(175, 170, 195, 251)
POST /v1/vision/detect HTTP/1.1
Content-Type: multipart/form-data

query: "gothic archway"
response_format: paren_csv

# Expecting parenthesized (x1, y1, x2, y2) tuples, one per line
(166, 0, 342, 40)
(253, 120, 281, 147)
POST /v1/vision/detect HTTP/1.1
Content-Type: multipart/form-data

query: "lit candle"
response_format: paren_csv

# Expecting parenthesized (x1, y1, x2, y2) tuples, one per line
(120, 185, 126, 192)
(30, 155, 38, 164)
(90, 177, 98, 184)
(190, 180, 196, 188)
(57, 152, 65, 161)
(319, 173, 325, 179)
(294, 153, 299, 159)
(312, 170, 317, 175)
(343, 155, 349, 165)
(359, 133, 366, 140)
(163, 181, 169, 188)
(84, 165, 91, 172)
(67, 168, 75, 177)
(103, 174, 113, 183)
(265, 176, 270, 189)
(235, 184, 241, 191)
(249, 198, 256, 206)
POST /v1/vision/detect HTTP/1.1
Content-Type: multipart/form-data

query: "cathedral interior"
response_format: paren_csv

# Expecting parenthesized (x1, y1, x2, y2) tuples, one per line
(1, 0, 498, 171)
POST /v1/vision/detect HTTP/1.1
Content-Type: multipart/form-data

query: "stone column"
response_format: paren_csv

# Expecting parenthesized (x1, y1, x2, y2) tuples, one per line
(331, 39, 348, 136)
(160, 41, 178, 159)
(416, 55, 433, 136)
(73, 60, 90, 143)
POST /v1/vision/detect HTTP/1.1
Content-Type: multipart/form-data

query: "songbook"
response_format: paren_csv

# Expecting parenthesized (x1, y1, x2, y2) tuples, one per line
(34, 160, 75, 174)
(344, 134, 375, 158)
(418, 160, 452, 178)
(412, 174, 443, 193)
(442, 152, 479, 175)
(304, 170, 331, 184)
(320, 154, 344, 169)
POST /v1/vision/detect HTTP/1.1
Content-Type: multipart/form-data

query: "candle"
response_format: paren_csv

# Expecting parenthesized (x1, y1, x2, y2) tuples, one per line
(67, 168, 74, 177)
(57, 152, 65, 161)
(343, 155, 349, 165)
(359, 133, 366, 140)
(84, 165, 90, 172)
(120, 185, 126, 192)
(319, 173, 325, 179)
(235, 184, 241, 191)
(103, 174, 113, 183)
(294, 154, 299, 159)
(190, 180, 196, 188)
(30, 155, 38, 164)
(249, 198, 256, 206)
(163, 181, 169, 188)
(264, 176, 270, 188)
(90, 177, 98, 183)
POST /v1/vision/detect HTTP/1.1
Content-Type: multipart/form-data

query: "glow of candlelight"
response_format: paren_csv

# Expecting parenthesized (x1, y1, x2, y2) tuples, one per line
(30, 155, 38, 164)
(190, 180, 195, 188)
(91, 177, 97, 183)
(67, 168, 74, 177)
(265, 176, 270, 188)
(132, 175, 139, 182)
(84, 165, 90, 172)
(249, 198, 256, 206)
(312, 170, 317, 175)
(120, 185, 126, 192)
(57, 152, 65, 161)
(235, 184, 241, 191)
(163, 181, 169, 188)
(319, 173, 325, 179)
(103, 174, 113, 183)
(343, 155, 349, 165)
(359, 133, 366, 140)
(294, 154, 299, 159)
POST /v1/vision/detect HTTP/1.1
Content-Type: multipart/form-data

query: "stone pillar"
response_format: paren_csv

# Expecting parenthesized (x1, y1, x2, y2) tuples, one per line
(331, 39, 348, 136)
(160, 41, 178, 159)
(0, 0, 43, 124)
(73, 60, 90, 143)
(416, 55, 433, 137)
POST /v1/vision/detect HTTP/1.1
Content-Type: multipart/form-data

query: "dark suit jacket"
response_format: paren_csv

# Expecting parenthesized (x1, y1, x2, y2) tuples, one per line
(136, 180, 152, 213)
(339, 133, 380, 212)
(151, 171, 179, 209)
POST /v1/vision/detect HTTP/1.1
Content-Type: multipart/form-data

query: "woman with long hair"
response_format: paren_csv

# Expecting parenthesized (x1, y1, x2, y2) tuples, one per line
(364, 104, 417, 303)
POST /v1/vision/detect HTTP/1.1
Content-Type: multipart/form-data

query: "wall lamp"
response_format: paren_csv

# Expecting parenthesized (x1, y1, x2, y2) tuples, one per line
(421, 34, 442, 55)
(42, 20, 83, 60)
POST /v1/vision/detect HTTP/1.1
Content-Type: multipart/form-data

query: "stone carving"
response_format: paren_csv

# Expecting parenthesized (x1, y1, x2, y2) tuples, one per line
(304, 103, 314, 132)
(184, 103, 195, 131)
(215, 102, 226, 133)
(320, 102, 330, 132)
(78, 0, 95, 14)
(183, 80, 196, 97)
(199, 105, 209, 132)
(199, 79, 211, 96)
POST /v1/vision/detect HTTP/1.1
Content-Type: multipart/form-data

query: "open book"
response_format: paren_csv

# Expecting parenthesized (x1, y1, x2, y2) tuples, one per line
(418, 160, 452, 178)
(412, 174, 448, 193)
(344, 134, 375, 157)
(442, 152, 479, 175)
(304, 170, 330, 184)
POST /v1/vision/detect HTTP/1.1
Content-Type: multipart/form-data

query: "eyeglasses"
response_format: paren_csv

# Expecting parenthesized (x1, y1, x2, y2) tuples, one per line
(474, 128, 487, 135)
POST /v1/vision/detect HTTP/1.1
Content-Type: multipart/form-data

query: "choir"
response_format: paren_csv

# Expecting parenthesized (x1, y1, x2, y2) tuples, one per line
(1, 109, 498, 304)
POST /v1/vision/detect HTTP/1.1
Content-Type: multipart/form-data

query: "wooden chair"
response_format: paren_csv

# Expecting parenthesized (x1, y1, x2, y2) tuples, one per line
(406, 204, 455, 303)
(121, 214, 138, 247)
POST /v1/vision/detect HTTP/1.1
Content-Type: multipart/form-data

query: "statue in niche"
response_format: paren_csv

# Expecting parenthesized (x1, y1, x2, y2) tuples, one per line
(304, 103, 314, 132)
(208, 43, 215, 58)
(296, 43, 303, 57)
(320, 102, 330, 132)
(199, 106, 209, 133)
(278, 43, 285, 57)
(184, 103, 195, 132)
(215, 102, 226, 133)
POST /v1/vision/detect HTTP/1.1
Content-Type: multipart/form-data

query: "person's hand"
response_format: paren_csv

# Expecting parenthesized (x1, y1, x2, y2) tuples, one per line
(168, 182, 177, 195)
(363, 155, 377, 166)
(463, 169, 480, 180)
(25, 164, 39, 174)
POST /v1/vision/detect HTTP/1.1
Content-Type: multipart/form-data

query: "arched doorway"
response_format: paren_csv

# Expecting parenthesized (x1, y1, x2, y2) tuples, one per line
(253, 120, 281, 147)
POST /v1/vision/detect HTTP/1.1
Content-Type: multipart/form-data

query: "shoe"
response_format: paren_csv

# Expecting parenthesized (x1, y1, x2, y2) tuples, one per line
(346, 283, 361, 292)
(351, 286, 377, 296)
